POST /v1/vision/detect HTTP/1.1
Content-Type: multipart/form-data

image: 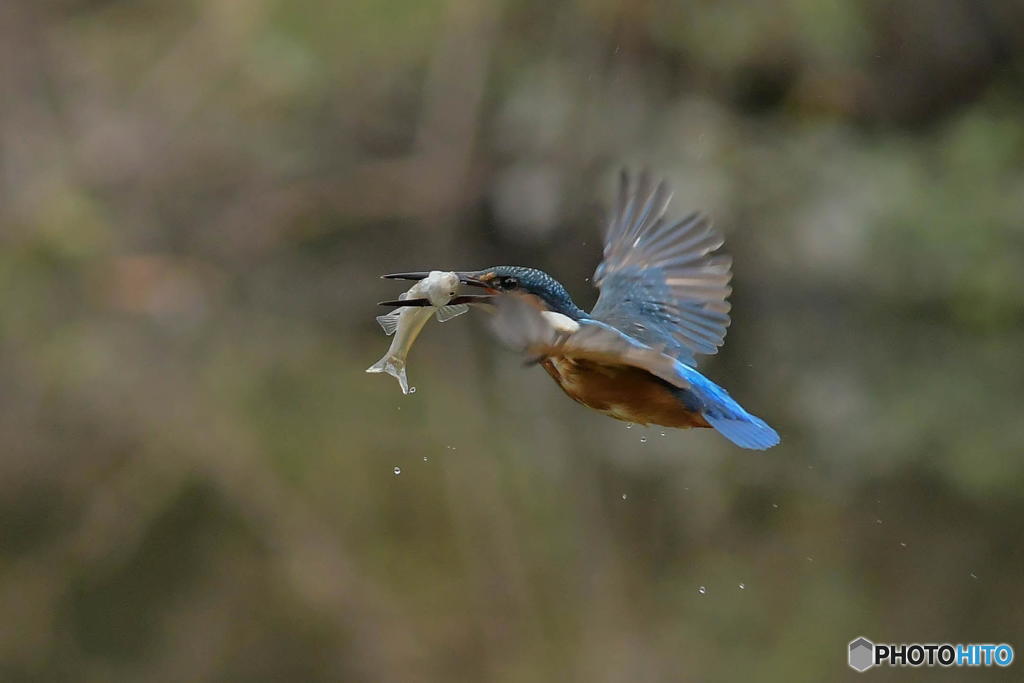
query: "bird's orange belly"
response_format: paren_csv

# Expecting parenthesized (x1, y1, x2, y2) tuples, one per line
(541, 358, 710, 429)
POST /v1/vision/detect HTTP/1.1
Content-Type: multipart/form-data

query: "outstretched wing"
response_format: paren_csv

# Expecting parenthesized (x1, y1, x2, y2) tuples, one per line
(488, 294, 690, 390)
(589, 170, 732, 366)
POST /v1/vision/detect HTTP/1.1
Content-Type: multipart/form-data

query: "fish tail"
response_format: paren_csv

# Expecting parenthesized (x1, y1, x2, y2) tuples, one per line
(366, 354, 410, 394)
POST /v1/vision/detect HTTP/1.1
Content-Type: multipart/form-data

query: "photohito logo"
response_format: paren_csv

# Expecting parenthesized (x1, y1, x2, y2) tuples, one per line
(848, 637, 1014, 672)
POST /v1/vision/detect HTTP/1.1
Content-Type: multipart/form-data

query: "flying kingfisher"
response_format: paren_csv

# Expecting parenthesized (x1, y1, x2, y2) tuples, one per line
(380, 171, 780, 450)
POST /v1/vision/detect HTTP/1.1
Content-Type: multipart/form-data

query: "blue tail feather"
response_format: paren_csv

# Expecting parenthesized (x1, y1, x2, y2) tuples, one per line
(703, 411, 780, 450)
(674, 363, 780, 450)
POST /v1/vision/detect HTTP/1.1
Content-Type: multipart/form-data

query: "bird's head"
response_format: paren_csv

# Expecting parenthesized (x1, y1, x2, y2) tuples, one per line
(382, 266, 586, 319)
(471, 266, 583, 317)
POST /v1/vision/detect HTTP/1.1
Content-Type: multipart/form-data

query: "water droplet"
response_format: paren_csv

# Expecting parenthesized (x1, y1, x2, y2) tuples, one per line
(738, 583, 746, 590)
(409, 386, 417, 394)
(422, 456, 428, 462)
(625, 423, 633, 429)
(697, 585, 706, 595)
(969, 572, 978, 580)
(875, 519, 883, 524)
(584, 277, 590, 283)
(806, 556, 814, 563)
(771, 503, 779, 509)
(659, 431, 666, 437)
(899, 541, 907, 548)
(639, 436, 647, 444)
(393, 466, 401, 475)
(621, 493, 628, 501)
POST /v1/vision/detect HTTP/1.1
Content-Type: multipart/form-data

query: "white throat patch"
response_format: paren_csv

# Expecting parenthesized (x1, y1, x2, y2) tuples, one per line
(541, 311, 580, 335)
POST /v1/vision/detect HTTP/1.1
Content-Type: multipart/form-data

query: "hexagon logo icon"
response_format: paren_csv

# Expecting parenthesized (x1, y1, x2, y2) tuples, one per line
(849, 637, 875, 672)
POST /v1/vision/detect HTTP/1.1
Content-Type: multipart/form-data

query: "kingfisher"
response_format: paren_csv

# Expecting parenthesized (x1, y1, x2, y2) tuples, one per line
(380, 171, 780, 450)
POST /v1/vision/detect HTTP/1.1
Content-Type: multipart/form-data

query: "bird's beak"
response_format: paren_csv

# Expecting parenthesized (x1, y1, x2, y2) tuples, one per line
(378, 270, 497, 308)
(381, 271, 492, 289)
(377, 297, 431, 307)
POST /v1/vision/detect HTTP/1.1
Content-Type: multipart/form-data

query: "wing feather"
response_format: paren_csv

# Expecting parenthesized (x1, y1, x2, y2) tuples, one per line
(590, 170, 733, 365)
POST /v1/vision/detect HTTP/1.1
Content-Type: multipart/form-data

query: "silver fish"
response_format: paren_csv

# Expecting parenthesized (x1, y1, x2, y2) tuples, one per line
(366, 270, 468, 394)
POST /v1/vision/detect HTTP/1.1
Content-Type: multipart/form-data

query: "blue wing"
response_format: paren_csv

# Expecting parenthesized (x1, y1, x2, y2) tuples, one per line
(590, 170, 732, 366)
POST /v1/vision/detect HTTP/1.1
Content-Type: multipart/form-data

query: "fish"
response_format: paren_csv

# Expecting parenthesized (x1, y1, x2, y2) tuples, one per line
(366, 270, 468, 394)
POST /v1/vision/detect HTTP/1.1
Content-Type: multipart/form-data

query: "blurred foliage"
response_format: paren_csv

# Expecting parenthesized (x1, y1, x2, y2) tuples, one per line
(1, 0, 1023, 681)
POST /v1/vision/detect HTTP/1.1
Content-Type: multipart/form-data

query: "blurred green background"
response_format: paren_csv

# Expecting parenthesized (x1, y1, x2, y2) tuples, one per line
(2, 0, 1023, 681)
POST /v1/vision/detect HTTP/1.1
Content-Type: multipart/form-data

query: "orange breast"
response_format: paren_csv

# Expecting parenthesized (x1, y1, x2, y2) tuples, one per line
(540, 358, 710, 429)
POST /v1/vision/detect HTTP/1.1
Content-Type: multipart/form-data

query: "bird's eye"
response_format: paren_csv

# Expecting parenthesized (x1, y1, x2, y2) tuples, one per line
(502, 277, 519, 290)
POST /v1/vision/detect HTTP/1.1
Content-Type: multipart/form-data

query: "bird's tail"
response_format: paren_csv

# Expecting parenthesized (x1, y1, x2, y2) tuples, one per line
(680, 370, 780, 450)
(702, 409, 780, 450)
